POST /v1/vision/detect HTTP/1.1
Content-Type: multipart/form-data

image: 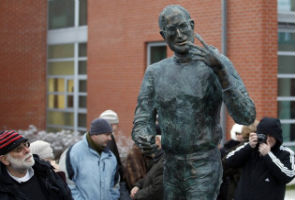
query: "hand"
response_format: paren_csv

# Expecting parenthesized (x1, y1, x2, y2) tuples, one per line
(134, 135, 158, 155)
(258, 141, 271, 156)
(130, 186, 140, 199)
(187, 34, 230, 89)
(249, 132, 258, 148)
(187, 33, 222, 71)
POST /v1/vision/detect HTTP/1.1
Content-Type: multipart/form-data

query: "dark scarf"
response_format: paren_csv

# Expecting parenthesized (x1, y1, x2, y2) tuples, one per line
(86, 132, 104, 154)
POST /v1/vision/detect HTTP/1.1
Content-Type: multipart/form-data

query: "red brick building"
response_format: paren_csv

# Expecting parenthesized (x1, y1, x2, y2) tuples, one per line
(0, 0, 294, 148)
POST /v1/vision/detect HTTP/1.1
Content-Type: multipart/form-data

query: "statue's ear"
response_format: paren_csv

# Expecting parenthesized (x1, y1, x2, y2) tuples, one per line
(160, 31, 166, 40)
(189, 19, 195, 30)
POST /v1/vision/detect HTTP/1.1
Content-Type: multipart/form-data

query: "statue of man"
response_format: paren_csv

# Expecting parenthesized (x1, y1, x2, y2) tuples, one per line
(132, 5, 256, 200)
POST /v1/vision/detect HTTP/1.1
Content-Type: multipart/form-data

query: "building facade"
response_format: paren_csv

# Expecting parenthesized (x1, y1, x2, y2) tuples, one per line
(0, 0, 294, 149)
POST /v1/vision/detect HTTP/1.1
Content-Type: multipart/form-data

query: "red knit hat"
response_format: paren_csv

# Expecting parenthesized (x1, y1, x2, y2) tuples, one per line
(0, 130, 28, 155)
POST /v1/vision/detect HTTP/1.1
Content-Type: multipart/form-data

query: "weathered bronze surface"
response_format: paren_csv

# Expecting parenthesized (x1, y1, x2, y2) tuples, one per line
(132, 5, 256, 200)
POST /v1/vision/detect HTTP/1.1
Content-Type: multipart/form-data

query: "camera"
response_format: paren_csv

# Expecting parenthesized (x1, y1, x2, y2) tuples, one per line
(257, 134, 266, 144)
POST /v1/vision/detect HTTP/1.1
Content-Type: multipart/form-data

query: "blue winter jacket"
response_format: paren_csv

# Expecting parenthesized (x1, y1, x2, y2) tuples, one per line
(69, 134, 120, 200)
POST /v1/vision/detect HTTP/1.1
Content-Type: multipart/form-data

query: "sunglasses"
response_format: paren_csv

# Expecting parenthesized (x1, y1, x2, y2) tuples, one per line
(12, 141, 30, 153)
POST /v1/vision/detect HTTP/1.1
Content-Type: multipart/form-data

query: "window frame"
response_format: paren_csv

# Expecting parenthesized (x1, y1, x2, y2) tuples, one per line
(47, 0, 88, 132)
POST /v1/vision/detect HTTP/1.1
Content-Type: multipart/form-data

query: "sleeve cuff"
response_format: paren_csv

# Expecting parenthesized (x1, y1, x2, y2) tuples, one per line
(222, 86, 233, 93)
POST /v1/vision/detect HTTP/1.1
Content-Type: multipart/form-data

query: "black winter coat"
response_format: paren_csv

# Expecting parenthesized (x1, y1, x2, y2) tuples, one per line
(0, 154, 73, 200)
(133, 153, 164, 200)
(224, 142, 295, 200)
(218, 139, 242, 200)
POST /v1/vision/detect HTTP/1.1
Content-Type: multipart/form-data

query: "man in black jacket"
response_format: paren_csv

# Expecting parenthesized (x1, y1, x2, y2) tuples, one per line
(130, 149, 163, 200)
(130, 131, 163, 200)
(0, 130, 73, 200)
(224, 117, 295, 200)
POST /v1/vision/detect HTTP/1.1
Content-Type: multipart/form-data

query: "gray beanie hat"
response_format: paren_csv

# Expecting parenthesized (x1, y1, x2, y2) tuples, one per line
(90, 118, 113, 135)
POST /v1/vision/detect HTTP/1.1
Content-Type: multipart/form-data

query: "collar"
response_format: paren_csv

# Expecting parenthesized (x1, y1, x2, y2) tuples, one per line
(7, 167, 34, 183)
(173, 55, 193, 64)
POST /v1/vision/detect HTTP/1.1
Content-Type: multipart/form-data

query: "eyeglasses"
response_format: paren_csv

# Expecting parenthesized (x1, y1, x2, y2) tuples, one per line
(163, 22, 190, 36)
(12, 141, 30, 153)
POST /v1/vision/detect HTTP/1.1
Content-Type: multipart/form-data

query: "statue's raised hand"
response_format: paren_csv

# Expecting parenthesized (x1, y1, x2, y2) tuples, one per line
(188, 33, 223, 72)
(188, 33, 231, 88)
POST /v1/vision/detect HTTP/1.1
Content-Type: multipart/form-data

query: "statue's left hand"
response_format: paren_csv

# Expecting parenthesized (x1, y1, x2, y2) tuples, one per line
(188, 33, 223, 72)
(134, 134, 158, 155)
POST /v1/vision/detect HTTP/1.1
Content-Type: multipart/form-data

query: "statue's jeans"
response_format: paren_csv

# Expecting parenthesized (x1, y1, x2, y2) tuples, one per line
(163, 148, 222, 200)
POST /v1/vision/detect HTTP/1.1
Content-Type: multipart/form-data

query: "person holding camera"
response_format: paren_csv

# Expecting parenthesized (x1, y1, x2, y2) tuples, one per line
(224, 117, 295, 200)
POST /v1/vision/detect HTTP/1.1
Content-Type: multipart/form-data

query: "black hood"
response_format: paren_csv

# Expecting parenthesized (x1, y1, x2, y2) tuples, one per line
(257, 117, 283, 148)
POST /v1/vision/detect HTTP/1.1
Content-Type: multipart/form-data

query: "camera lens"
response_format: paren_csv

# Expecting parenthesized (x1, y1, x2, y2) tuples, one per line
(257, 134, 266, 144)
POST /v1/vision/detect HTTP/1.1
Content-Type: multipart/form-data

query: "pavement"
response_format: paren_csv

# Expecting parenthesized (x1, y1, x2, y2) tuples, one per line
(285, 178, 295, 200)
(285, 189, 295, 200)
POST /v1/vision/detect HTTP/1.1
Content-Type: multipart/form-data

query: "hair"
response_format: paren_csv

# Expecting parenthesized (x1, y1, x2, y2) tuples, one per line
(241, 120, 259, 141)
(158, 5, 191, 31)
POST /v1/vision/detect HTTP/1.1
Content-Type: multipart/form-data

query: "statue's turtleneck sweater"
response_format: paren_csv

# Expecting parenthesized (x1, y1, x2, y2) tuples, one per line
(173, 54, 193, 64)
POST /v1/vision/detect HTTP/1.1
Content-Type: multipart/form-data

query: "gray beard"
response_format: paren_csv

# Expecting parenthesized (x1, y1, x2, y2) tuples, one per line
(7, 153, 35, 171)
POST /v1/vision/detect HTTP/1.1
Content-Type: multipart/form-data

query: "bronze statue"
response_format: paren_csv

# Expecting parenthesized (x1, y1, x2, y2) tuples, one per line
(132, 5, 256, 200)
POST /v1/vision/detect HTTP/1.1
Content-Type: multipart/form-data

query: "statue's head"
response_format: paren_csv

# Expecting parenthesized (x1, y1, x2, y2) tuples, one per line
(159, 5, 195, 55)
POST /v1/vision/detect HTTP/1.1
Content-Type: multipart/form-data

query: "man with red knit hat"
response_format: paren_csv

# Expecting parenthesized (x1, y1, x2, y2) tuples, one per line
(0, 130, 73, 200)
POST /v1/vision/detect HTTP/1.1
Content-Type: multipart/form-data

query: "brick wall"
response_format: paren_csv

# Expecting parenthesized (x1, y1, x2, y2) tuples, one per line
(0, 0, 47, 130)
(226, 0, 278, 135)
(88, 0, 278, 139)
(0, 0, 278, 140)
(87, 0, 220, 138)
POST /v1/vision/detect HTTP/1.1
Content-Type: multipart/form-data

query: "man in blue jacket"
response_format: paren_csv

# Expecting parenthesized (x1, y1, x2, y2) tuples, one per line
(225, 117, 295, 200)
(69, 118, 120, 200)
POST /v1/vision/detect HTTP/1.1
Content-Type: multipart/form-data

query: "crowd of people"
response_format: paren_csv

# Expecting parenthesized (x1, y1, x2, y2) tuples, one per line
(0, 110, 294, 200)
(0, 5, 294, 199)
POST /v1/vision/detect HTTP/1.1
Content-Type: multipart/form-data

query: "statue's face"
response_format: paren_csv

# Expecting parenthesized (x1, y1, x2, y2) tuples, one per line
(162, 11, 194, 55)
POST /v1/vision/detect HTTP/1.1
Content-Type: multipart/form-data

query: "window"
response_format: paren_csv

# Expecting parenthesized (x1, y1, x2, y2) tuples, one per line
(47, 43, 87, 132)
(48, 0, 75, 29)
(79, 0, 87, 26)
(48, 0, 87, 30)
(277, 29, 295, 148)
(147, 42, 167, 67)
(278, 2, 295, 150)
(47, 0, 88, 132)
(278, 0, 295, 12)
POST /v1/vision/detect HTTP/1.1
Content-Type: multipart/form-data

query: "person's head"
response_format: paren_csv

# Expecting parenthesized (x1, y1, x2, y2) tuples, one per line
(0, 130, 35, 175)
(99, 110, 119, 133)
(30, 140, 54, 161)
(256, 117, 283, 149)
(159, 5, 195, 56)
(230, 123, 243, 142)
(90, 118, 113, 148)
